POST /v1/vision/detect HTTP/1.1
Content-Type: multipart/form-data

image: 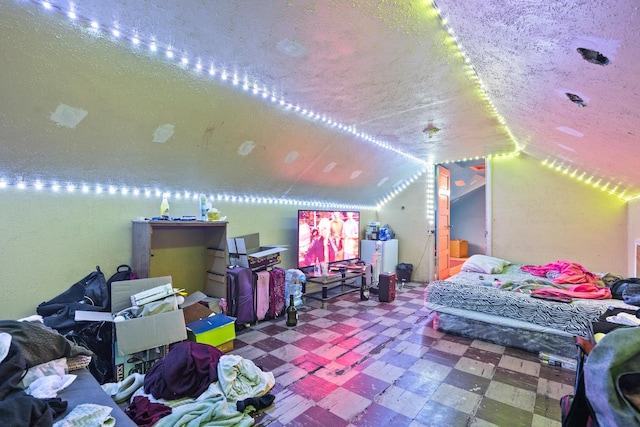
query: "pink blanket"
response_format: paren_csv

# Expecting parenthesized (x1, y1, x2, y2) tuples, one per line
(521, 260, 611, 300)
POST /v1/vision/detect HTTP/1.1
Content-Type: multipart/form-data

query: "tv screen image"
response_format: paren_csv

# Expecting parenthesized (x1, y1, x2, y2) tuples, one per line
(298, 209, 361, 269)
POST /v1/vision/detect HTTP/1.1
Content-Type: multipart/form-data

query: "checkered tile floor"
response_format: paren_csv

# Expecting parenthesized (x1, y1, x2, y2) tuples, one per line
(230, 282, 576, 426)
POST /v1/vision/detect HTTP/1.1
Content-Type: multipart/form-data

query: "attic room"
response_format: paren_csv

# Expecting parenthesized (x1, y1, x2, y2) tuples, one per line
(2, 1, 640, 426)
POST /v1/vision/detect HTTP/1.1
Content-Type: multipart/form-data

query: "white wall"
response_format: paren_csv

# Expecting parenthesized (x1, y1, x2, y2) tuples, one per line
(378, 174, 433, 283)
(0, 187, 377, 319)
(490, 153, 628, 273)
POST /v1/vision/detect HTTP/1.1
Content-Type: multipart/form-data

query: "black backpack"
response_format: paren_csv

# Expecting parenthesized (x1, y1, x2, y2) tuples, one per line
(106, 265, 137, 309)
(107, 264, 137, 286)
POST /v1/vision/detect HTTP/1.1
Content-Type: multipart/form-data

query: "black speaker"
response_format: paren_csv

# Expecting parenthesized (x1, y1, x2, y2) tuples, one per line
(378, 272, 396, 302)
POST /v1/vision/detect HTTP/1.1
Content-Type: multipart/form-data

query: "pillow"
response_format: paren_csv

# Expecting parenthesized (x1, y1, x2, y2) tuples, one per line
(461, 254, 511, 274)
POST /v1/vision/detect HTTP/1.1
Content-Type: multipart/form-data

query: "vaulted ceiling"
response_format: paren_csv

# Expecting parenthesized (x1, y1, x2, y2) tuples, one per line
(1, 0, 639, 206)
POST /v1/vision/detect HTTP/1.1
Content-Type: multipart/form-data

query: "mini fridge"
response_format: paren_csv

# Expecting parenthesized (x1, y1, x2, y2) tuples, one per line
(360, 239, 398, 275)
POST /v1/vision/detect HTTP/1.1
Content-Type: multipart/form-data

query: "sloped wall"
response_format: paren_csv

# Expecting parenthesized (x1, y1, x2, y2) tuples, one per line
(490, 154, 627, 274)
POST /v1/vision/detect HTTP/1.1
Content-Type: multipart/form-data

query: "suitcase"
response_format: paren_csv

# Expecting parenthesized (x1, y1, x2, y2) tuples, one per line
(226, 266, 256, 324)
(268, 267, 286, 318)
(254, 270, 271, 321)
(379, 272, 396, 302)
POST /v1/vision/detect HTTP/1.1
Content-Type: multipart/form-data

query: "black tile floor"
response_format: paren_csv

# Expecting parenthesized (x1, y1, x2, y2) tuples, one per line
(230, 282, 575, 426)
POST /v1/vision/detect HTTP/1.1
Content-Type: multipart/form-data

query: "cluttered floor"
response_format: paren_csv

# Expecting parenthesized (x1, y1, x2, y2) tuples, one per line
(232, 282, 576, 427)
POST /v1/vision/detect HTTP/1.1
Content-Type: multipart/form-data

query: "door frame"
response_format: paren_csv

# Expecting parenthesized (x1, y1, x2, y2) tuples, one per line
(434, 158, 491, 279)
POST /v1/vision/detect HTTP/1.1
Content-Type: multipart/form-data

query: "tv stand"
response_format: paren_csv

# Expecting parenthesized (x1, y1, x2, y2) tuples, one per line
(303, 267, 365, 302)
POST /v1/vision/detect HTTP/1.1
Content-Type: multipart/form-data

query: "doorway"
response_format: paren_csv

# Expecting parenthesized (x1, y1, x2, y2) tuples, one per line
(435, 159, 487, 279)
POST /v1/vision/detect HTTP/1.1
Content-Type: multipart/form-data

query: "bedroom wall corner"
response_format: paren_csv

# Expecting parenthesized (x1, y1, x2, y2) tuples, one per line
(489, 153, 627, 274)
(377, 174, 432, 283)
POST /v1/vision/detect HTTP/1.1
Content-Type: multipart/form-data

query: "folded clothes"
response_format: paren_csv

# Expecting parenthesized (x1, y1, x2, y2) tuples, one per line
(606, 312, 640, 326)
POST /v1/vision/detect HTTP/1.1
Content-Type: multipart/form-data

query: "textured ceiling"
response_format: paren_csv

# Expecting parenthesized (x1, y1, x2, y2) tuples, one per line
(0, 0, 638, 205)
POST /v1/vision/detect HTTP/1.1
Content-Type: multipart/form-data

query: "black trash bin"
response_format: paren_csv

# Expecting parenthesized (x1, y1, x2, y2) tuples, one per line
(396, 263, 413, 284)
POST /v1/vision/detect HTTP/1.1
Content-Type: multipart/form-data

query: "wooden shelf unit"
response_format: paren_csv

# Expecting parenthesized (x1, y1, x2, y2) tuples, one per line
(131, 220, 228, 298)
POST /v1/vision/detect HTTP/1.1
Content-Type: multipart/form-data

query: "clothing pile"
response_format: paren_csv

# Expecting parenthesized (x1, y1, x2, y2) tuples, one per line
(104, 341, 276, 427)
(521, 260, 612, 300)
(0, 320, 94, 426)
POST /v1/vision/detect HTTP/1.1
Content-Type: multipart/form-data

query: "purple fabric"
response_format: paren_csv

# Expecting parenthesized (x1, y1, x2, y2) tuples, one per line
(125, 396, 172, 427)
(143, 341, 223, 400)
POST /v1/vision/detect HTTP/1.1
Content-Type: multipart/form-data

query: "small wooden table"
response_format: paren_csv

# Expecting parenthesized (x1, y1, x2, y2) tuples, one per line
(304, 268, 366, 301)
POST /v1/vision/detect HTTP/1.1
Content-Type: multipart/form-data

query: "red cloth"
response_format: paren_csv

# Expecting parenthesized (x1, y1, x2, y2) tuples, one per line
(125, 396, 172, 427)
(532, 284, 611, 300)
(521, 260, 600, 286)
(522, 260, 611, 300)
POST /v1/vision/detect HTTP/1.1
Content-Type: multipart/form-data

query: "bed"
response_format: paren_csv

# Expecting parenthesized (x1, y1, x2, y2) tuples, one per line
(425, 256, 639, 358)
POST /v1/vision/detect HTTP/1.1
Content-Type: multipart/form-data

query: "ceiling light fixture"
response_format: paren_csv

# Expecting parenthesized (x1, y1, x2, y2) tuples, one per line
(566, 93, 586, 108)
(423, 123, 440, 138)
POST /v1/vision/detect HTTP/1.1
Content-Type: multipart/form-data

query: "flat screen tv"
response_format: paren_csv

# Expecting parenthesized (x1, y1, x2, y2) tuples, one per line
(297, 209, 361, 269)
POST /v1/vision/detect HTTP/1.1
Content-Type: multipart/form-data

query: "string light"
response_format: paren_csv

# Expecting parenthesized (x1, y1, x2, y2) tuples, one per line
(540, 158, 636, 200)
(21, 0, 427, 166)
(430, 1, 522, 156)
(19, 0, 558, 206)
(0, 176, 379, 210)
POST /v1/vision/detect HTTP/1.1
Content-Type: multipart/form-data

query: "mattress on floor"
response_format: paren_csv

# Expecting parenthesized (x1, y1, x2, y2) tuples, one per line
(425, 264, 636, 339)
(433, 309, 578, 358)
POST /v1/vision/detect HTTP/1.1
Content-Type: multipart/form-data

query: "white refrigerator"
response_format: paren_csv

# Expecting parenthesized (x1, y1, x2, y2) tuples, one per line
(360, 239, 398, 275)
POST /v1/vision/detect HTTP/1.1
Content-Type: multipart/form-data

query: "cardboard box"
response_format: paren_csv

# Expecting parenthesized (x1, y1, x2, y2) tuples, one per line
(216, 340, 234, 353)
(450, 239, 468, 258)
(110, 276, 187, 356)
(114, 342, 170, 382)
(75, 276, 187, 382)
(227, 233, 287, 270)
(205, 271, 226, 298)
(186, 313, 236, 348)
(182, 301, 215, 324)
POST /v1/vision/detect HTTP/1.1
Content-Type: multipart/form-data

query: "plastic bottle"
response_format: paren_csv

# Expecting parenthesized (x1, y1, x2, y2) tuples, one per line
(286, 294, 298, 327)
(160, 194, 170, 218)
(314, 257, 321, 276)
(293, 280, 303, 307)
(199, 194, 207, 221)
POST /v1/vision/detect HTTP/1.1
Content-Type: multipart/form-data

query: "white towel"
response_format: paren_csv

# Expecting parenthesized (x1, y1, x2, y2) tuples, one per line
(217, 354, 275, 402)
